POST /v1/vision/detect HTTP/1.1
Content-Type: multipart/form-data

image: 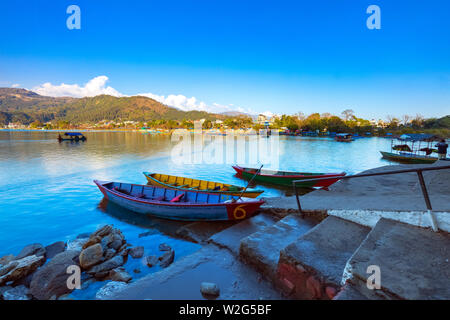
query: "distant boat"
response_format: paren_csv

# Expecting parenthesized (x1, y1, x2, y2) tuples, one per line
(94, 180, 264, 221)
(58, 132, 86, 142)
(143, 172, 263, 198)
(334, 133, 353, 142)
(232, 165, 346, 188)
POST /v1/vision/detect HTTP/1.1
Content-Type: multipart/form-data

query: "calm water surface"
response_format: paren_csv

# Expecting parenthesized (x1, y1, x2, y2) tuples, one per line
(0, 130, 394, 260)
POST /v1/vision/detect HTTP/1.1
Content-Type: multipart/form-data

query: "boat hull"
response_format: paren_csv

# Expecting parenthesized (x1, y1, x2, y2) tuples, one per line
(143, 172, 263, 198)
(380, 151, 437, 164)
(232, 166, 346, 188)
(94, 180, 264, 221)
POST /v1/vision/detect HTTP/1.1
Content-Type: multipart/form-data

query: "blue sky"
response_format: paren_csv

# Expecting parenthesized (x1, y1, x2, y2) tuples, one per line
(0, 0, 449, 119)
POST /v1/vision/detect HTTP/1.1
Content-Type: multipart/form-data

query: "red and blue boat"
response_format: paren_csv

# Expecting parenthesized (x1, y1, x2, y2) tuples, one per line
(94, 180, 264, 221)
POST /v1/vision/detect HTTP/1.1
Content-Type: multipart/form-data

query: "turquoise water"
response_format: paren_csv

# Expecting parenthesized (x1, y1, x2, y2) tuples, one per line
(0, 130, 393, 259)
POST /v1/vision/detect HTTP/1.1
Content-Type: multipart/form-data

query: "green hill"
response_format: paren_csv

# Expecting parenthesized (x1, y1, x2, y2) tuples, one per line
(0, 88, 221, 125)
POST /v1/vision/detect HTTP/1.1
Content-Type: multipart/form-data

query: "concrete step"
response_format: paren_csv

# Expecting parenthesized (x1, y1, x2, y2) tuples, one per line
(342, 218, 450, 300)
(207, 213, 280, 256)
(276, 216, 370, 300)
(239, 214, 317, 281)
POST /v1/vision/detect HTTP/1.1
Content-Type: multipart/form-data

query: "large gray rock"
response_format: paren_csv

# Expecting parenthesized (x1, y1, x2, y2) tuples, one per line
(0, 255, 46, 286)
(146, 256, 158, 267)
(79, 243, 103, 269)
(2, 285, 31, 300)
(92, 225, 113, 238)
(129, 246, 144, 259)
(16, 243, 46, 260)
(95, 281, 128, 300)
(87, 255, 124, 275)
(29, 250, 80, 300)
(45, 241, 66, 259)
(0, 254, 15, 266)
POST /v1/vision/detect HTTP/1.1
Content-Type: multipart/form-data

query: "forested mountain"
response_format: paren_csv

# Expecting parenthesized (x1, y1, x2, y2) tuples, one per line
(0, 88, 222, 125)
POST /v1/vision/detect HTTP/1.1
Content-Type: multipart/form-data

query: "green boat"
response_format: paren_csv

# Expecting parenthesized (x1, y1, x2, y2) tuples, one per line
(232, 165, 346, 188)
(380, 133, 440, 164)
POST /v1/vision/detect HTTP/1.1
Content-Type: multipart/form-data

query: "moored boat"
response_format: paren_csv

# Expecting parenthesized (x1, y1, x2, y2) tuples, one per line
(380, 133, 440, 164)
(232, 165, 346, 188)
(334, 133, 353, 142)
(94, 180, 264, 221)
(380, 151, 437, 164)
(58, 132, 87, 142)
(143, 172, 263, 198)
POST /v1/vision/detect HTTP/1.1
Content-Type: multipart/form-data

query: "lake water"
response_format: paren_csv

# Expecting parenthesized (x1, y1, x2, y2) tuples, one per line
(0, 130, 394, 297)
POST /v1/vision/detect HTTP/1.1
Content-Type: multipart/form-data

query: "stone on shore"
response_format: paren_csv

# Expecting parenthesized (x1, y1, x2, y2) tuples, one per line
(16, 243, 46, 260)
(108, 268, 132, 283)
(29, 250, 80, 300)
(45, 241, 66, 259)
(146, 256, 158, 267)
(200, 282, 220, 297)
(159, 243, 171, 251)
(129, 246, 144, 259)
(92, 225, 113, 238)
(79, 243, 104, 269)
(2, 285, 31, 300)
(67, 238, 88, 251)
(0, 254, 15, 266)
(104, 248, 116, 260)
(82, 235, 102, 249)
(159, 250, 175, 268)
(0, 255, 46, 286)
(87, 255, 124, 275)
(95, 281, 128, 300)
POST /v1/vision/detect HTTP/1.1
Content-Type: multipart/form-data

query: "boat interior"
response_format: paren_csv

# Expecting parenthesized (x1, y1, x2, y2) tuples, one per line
(147, 173, 242, 191)
(103, 182, 238, 204)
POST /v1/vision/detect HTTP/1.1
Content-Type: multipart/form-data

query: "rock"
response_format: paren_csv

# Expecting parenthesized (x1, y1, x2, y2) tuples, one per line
(200, 282, 220, 297)
(0, 255, 46, 286)
(95, 281, 128, 300)
(76, 232, 91, 239)
(104, 248, 116, 260)
(138, 230, 158, 238)
(45, 241, 66, 259)
(82, 235, 102, 249)
(110, 239, 123, 251)
(0, 261, 18, 277)
(100, 234, 114, 250)
(67, 238, 88, 251)
(108, 268, 132, 283)
(12, 272, 34, 288)
(146, 256, 158, 267)
(0, 286, 13, 299)
(92, 225, 113, 238)
(2, 285, 31, 300)
(158, 243, 172, 251)
(87, 255, 124, 275)
(16, 243, 46, 259)
(79, 243, 104, 269)
(0, 254, 15, 266)
(129, 246, 144, 259)
(29, 250, 80, 300)
(158, 250, 174, 268)
(133, 268, 141, 274)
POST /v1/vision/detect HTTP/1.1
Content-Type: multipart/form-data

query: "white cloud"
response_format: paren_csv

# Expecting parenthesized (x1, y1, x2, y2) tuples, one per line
(11, 84, 20, 88)
(32, 76, 123, 98)
(31, 75, 275, 116)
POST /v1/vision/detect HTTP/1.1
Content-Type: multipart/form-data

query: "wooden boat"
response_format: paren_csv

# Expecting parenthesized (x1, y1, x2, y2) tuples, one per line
(143, 172, 263, 198)
(232, 166, 346, 188)
(380, 151, 437, 164)
(334, 133, 353, 142)
(58, 132, 86, 142)
(380, 134, 440, 164)
(94, 180, 264, 221)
